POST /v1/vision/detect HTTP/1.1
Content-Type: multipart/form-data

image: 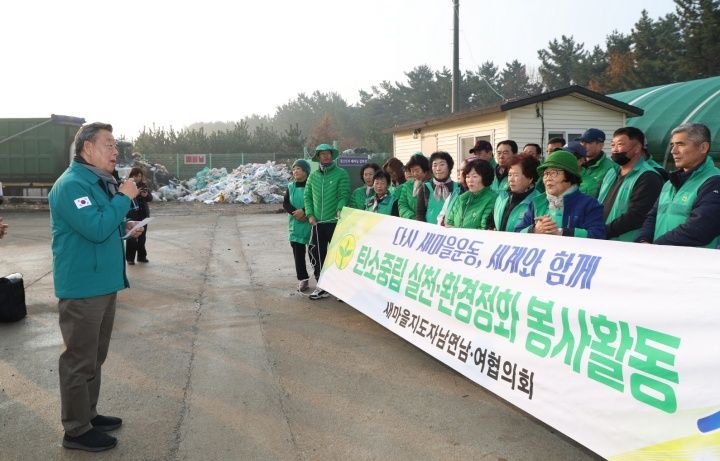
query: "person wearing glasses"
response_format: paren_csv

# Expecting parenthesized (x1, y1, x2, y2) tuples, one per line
(516, 150, 606, 238)
(49, 122, 143, 452)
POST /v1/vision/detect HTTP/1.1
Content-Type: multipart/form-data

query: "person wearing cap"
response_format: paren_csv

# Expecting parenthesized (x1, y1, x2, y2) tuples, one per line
(516, 150, 606, 238)
(563, 141, 587, 167)
(469, 139, 496, 167)
(303, 143, 350, 300)
(490, 140, 517, 194)
(415, 151, 460, 224)
(283, 159, 313, 292)
(398, 153, 430, 219)
(637, 123, 720, 247)
(598, 127, 663, 241)
(365, 170, 399, 216)
(577, 128, 618, 198)
(492, 154, 541, 232)
(349, 163, 380, 209)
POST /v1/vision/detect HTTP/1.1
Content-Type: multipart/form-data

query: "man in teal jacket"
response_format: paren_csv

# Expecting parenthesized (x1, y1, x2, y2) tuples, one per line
(304, 143, 350, 299)
(49, 122, 143, 452)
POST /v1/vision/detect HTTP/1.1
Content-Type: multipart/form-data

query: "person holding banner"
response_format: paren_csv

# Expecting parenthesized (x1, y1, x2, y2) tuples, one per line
(415, 151, 460, 224)
(637, 122, 720, 247)
(492, 154, 541, 232)
(516, 150, 606, 238)
(398, 153, 430, 219)
(365, 170, 399, 216)
(349, 163, 380, 209)
(304, 143, 350, 300)
(445, 159, 497, 229)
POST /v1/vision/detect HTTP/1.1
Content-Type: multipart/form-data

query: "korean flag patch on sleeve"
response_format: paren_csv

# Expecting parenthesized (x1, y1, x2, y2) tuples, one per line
(74, 196, 92, 209)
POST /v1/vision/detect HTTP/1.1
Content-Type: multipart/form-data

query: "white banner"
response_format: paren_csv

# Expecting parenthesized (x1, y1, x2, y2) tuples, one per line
(319, 208, 720, 460)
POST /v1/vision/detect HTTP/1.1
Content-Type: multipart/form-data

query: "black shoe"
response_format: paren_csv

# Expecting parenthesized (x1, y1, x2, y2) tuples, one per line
(127, 260, 135, 265)
(137, 258, 149, 263)
(91, 414, 123, 432)
(62, 428, 117, 452)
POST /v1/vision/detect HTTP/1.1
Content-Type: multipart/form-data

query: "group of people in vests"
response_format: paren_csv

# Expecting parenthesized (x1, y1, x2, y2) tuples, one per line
(285, 122, 720, 298)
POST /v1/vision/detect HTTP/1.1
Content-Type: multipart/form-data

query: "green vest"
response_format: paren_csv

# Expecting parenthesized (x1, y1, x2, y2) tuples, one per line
(580, 153, 617, 198)
(598, 158, 658, 242)
(425, 181, 459, 224)
(654, 156, 720, 248)
(493, 189, 540, 232)
(491, 174, 508, 194)
(288, 182, 311, 244)
(445, 188, 498, 229)
(365, 193, 396, 215)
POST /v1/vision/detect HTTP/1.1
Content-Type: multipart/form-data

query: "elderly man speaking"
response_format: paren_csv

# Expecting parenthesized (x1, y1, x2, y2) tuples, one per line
(49, 122, 142, 452)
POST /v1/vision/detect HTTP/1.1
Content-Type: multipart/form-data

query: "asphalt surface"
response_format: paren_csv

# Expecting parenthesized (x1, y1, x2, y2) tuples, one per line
(0, 203, 600, 460)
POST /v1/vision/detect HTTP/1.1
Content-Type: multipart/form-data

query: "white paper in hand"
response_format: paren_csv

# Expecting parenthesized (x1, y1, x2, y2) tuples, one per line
(122, 217, 153, 239)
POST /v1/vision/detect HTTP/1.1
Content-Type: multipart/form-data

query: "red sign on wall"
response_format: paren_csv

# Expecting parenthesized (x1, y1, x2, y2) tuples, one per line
(184, 154, 206, 165)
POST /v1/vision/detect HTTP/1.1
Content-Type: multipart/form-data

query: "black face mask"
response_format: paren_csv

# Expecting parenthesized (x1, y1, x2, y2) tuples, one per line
(611, 152, 631, 166)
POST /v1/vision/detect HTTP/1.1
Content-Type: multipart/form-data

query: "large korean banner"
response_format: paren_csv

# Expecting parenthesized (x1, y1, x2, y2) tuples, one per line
(319, 208, 720, 460)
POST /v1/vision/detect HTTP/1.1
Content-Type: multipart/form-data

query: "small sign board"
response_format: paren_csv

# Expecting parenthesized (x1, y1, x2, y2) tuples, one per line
(338, 156, 369, 166)
(184, 154, 206, 165)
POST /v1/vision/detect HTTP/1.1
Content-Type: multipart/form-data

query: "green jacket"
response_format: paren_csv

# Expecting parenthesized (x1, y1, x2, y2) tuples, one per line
(49, 161, 131, 299)
(493, 189, 540, 232)
(397, 180, 417, 219)
(580, 152, 618, 198)
(288, 182, 311, 244)
(304, 162, 350, 224)
(349, 185, 374, 209)
(598, 158, 658, 242)
(654, 156, 720, 248)
(445, 188, 498, 229)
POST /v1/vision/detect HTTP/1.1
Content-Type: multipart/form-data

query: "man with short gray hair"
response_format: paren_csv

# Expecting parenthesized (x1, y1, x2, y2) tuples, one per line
(637, 123, 720, 247)
(49, 122, 143, 451)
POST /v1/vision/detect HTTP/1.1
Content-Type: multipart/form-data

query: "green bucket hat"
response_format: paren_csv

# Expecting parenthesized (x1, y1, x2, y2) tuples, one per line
(312, 143, 339, 162)
(537, 150, 581, 178)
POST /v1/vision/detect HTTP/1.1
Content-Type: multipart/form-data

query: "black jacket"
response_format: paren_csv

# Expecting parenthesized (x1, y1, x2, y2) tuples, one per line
(126, 181, 153, 221)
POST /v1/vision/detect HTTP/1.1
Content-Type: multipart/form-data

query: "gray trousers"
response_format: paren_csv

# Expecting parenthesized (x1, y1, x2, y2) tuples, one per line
(58, 293, 117, 436)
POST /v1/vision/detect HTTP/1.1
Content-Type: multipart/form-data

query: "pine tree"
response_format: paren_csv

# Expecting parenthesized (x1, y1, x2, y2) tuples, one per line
(537, 35, 589, 90)
(675, 0, 720, 78)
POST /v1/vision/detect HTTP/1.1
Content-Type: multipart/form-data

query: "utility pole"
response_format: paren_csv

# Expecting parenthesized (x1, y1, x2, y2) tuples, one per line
(451, 0, 460, 113)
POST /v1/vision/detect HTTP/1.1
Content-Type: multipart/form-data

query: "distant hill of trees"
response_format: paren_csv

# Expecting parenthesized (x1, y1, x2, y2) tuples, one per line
(134, 0, 720, 156)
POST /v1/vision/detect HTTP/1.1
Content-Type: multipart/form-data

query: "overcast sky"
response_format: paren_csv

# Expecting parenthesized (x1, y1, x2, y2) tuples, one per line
(2, 0, 677, 139)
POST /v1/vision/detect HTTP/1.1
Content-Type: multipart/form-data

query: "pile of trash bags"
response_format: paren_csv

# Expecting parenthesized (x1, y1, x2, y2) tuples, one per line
(175, 162, 290, 204)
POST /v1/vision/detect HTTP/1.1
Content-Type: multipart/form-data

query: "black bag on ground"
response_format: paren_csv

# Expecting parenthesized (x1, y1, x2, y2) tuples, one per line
(0, 273, 27, 322)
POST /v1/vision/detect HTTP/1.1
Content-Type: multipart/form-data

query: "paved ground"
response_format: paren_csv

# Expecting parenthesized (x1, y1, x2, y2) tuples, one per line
(0, 203, 600, 460)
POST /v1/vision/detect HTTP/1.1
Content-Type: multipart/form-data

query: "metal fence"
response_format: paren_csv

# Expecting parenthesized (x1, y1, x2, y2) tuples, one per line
(140, 152, 304, 180)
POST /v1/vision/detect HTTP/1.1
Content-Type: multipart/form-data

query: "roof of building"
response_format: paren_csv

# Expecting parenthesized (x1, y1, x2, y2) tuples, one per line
(387, 85, 643, 133)
(610, 76, 720, 160)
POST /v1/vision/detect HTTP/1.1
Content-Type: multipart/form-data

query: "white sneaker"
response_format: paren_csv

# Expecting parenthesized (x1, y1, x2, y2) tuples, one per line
(297, 279, 309, 292)
(309, 288, 329, 300)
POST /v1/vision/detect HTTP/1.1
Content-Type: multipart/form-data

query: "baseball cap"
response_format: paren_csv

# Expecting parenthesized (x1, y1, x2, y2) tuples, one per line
(563, 141, 587, 158)
(576, 128, 606, 143)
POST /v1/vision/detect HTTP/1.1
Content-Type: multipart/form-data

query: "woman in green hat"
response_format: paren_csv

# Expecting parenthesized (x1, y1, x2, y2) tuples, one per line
(516, 150, 606, 238)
